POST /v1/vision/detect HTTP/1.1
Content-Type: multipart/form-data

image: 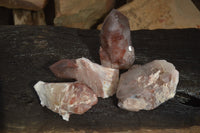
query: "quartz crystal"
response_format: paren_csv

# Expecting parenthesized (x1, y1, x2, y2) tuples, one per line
(50, 57, 119, 98)
(34, 81, 98, 121)
(100, 9, 135, 69)
(116, 60, 179, 111)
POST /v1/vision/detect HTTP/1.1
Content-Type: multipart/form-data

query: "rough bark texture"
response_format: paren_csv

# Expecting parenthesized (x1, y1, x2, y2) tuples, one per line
(98, 0, 200, 30)
(0, 26, 200, 132)
(0, 0, 48, 11)
(13, 9, 46, 25)
(54, 0, 115, 29)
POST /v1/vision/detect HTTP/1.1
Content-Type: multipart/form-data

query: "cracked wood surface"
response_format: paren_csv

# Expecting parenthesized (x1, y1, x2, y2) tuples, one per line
(0, 26, 200, 132)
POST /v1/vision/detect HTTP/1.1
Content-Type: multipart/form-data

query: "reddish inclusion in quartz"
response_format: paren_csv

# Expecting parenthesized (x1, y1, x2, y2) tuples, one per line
(110, 32, 127, 63)
(61, 82, 97, 115)
(100, 9, 135, 69)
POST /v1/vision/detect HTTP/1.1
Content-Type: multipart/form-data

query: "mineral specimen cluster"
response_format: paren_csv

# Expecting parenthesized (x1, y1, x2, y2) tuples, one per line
(34, 9, 179, 121)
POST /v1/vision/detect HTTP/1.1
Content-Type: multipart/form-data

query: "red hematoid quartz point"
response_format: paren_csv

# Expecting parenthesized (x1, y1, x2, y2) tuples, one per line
(100, 9, 135, 69)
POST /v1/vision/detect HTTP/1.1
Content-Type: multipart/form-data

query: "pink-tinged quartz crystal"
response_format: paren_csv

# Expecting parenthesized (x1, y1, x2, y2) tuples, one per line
(100, 9, 135, 69)
(34, 81, 98, 121)
(50, 57, 119, 98)
(116, 60, 179, 111)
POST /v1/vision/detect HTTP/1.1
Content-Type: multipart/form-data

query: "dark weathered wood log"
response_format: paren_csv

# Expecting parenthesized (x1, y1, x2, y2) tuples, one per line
(0, 26, 200, 132)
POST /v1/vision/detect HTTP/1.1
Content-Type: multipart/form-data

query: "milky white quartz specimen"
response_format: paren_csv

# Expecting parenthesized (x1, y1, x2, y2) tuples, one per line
(34, 81, 98, 121)
(100, 9, 135, 69)
(50, 57, 119, 98)
(116, 60, 179, 111)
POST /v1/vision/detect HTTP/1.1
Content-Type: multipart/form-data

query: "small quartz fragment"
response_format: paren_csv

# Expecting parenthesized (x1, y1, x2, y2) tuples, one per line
(34, 81, 98, 121)
(100, 9, 135, 69)
(116, 60, 179, 111)
(50, 57, 119, 98)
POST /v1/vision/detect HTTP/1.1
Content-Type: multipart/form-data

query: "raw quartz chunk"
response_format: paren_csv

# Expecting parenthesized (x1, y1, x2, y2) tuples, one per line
(100, 9, 135, 69)
(50, 57, 119, 98)
(116, 60, 179, 111)
(34, 81, 98, 121)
